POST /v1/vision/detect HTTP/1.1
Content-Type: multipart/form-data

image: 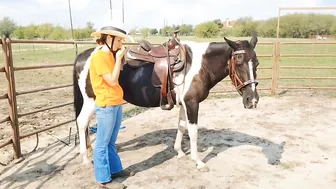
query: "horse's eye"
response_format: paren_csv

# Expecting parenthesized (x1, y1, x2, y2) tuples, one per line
(236, 54, 244, 64)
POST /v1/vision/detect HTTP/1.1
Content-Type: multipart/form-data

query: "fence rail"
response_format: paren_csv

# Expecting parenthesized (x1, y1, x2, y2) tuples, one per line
(280, 54, 336, 57)
(0, 116, 10, 124)
(0, 94, 8, 100)
(0, 38, 335, 160)
(18, 101, 73, 118)
(280, 66, 336, 69)
(14, 63, 74, 71)
(16, 84, 73, 96)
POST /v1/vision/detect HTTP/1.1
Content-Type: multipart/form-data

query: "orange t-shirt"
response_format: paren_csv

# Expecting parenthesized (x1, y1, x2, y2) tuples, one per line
(89, 49, 124, 107)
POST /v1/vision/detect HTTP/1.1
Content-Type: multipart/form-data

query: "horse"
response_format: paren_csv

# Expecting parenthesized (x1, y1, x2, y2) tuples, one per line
(73, 32, 260, 172)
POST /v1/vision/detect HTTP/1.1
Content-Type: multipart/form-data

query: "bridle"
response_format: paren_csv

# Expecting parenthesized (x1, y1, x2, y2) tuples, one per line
(229, 49, 258, 95)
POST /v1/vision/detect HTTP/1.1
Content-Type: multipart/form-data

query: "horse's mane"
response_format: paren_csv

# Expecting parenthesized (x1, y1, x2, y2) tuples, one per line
(183, 44, 193, 66)
(205, 42, 232, 57)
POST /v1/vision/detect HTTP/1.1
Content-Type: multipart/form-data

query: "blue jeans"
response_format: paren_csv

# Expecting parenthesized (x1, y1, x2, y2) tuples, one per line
(94, 104, 123, 183)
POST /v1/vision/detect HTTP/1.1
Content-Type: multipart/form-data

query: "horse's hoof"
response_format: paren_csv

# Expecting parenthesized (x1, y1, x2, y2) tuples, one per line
(82, 157, 92, 165)
(83, 161, 91, 165)
(198, 146, 208, 152)
(197, 165, 210, 172)
(87, 147, 93, 157)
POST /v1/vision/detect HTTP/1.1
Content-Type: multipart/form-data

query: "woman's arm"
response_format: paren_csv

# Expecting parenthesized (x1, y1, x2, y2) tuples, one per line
(101, 47, 126, 87)
(102, 58, 122, 87)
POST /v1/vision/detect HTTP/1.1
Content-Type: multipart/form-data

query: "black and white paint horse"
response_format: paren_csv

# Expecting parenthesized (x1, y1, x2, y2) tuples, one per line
(73, 33, 260, 172)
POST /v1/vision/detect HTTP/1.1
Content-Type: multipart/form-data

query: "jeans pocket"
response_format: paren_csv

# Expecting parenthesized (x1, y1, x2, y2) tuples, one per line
(95, 105, 119, 119)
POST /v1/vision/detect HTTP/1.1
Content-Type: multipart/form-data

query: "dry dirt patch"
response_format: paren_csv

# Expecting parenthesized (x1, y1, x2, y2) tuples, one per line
(0, 95, 336, 189)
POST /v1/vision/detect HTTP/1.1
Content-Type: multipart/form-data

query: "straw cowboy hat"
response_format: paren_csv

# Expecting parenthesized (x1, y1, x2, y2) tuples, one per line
(90, 20, 127, 39)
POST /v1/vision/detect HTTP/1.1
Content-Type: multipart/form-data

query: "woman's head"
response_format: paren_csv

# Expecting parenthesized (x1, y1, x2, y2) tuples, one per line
(91, 20, 128, 52)
(96, 34, 123, 51)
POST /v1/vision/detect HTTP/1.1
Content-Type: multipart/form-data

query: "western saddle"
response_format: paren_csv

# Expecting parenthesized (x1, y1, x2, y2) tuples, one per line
(125, 30, 187, 110)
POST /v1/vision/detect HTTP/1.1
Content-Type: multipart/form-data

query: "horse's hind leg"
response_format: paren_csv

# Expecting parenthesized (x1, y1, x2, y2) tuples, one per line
(85, 127, 93, 159)
(174, 106, 187, 159)
(77, 98, 95, 164)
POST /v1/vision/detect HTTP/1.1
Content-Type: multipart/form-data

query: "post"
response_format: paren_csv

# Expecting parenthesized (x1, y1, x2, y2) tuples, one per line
(68, 0, 78, 55)
(271, 41, 280, 95)
(68, 0, 75, 40)
(276, 8, 281, 40)
(109, 0, 113, 20)
(273, 7, 281, 95)
(2, 38, 21, 158)
(122, 0, 124, 23)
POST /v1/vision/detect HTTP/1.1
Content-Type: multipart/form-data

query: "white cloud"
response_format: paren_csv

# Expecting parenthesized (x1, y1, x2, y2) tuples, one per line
(1, 0, 334, 32)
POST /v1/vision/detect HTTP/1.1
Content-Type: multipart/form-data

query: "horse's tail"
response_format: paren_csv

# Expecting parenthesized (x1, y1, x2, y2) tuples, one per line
(73, 62, 83, 118)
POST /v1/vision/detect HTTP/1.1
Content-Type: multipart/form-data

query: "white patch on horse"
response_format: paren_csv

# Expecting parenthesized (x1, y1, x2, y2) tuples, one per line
(188, 123, 206, 170)
(77, 45, 101, 164)
(174, 41, 210, 101)
(248, 60, 255, 92)
(172, 41, 210, 171)
(78, 46, 101, 100)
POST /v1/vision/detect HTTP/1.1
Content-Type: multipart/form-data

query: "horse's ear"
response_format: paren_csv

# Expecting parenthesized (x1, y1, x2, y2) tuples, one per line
(250, 31, 258, 49)
(224, 37, 238, 50)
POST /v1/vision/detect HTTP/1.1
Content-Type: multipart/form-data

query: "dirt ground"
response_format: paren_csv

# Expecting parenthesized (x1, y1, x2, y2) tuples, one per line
(0, 94, 336, 189)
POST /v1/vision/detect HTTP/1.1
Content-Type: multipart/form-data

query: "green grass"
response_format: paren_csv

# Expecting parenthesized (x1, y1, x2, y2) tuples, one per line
(0, 36, 335, 97)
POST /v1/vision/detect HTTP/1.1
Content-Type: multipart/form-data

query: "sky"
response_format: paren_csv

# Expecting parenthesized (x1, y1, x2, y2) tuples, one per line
(1, 0, 335, 32)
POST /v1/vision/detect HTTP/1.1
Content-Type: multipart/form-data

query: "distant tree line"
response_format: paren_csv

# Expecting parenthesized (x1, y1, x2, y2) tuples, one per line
(0, 13, 335, 39)
(229, 13, 336, 38)
(0, 17, 95, 40)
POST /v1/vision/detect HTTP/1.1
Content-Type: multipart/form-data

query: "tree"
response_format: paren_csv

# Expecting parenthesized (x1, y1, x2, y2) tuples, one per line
(0, 17, 17, 37)
(149, 28, 158, 35)
(83, 22, 95, 39)
(213, 19, 223, 28)
(128, 28, 138, 35)
(23, 24, 39, 39)
(37, 23, 53, 39)
(230, 17, 257, 37)
(257, 18, 277, 37)
(49, 26, 69, 40)
(13, 26, 25, 39)
(331, 24, 336, 36)
(140, 28, 150, 38)
(194, 21, 220, 38)
(179, 24, 193, 36)
(160, 26, 174, 36)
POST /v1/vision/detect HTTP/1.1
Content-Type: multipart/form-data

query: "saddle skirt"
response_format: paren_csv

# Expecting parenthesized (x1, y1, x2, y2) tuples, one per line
(123, 40, 187, 111)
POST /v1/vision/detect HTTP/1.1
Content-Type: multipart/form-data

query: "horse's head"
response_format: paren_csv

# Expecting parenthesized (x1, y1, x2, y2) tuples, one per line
(224, 32, 259, 109)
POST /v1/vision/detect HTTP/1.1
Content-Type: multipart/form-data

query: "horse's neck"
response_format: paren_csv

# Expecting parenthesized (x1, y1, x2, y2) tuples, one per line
(204, 56, 230, 90)
(199, 63, 227, 91)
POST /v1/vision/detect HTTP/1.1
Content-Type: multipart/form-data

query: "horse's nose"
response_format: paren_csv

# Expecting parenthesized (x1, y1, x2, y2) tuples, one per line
(251, 98, 258, 108)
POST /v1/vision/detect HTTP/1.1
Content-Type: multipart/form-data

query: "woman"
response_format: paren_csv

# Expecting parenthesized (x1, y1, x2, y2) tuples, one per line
(90, 21, 134, 189)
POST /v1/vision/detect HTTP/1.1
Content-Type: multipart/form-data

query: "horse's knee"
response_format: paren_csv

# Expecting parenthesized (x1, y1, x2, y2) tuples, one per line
(77, 101, 95, 128)
(77, 115, 89, 129)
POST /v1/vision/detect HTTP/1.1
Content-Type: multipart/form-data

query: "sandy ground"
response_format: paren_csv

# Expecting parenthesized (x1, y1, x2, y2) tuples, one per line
(1, 94, 336, 189)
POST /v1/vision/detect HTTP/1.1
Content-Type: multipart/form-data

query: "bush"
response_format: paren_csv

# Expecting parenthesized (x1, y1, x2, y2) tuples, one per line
(194, 21, 220, 38)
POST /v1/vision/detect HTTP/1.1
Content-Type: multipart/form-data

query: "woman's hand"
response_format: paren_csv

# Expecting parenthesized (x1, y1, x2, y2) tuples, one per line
(116, 46, 127, 61)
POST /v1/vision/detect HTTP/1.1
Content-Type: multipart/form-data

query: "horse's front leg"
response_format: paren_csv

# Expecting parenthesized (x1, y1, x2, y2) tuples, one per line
(174, 106, 187, 159)
(76, 99, 95, 164)
(185, 101, 209, 172)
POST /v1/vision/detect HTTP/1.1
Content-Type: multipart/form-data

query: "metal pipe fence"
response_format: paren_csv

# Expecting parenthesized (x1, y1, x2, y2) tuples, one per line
(0, 38, 335, 159)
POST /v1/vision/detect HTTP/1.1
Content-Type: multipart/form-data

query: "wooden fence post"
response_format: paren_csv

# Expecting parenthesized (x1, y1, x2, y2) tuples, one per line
(2, 37, 21, 158)
(271, 41, 280, 95)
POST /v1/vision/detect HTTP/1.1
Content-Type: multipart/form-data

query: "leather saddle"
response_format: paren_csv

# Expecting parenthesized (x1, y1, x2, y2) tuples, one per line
(124, 31, 186, 110)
